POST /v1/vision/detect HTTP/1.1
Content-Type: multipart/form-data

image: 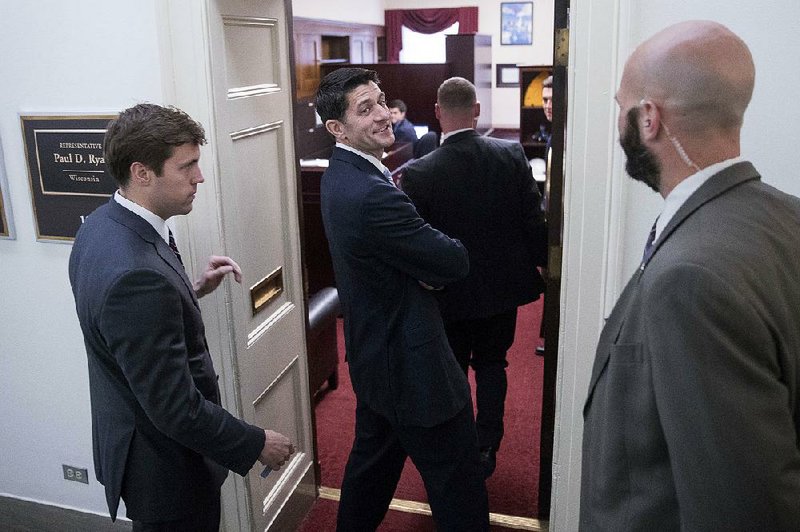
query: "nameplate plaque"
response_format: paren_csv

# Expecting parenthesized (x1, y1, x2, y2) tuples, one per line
(21, 115, 116, 241)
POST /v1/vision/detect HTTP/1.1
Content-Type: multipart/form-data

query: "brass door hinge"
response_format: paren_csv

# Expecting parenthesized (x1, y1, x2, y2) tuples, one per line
(548, 245, 563, 279)
(555, 28, 569, 67)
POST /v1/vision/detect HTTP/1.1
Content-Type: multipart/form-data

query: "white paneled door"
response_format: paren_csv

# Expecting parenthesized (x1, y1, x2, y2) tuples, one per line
(162, 0, 315, 530)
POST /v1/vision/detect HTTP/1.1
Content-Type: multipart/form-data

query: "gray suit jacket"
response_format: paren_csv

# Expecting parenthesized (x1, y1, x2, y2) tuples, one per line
(581, 162, 800, 531)
(69, 199, 264, 521)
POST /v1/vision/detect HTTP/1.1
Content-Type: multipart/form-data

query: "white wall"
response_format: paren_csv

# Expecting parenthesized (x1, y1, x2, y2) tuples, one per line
(553, 0, 800, 530)
(0, 0, 163, 517)
(292, 0, 386, 25)
(382, 0, 555, 127)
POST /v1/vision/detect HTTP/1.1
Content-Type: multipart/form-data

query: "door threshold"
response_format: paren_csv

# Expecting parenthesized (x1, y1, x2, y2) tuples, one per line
(318, 486, 549, 531)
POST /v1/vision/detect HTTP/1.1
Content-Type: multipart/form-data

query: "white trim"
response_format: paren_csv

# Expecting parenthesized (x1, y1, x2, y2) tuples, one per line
(549, 0, 631, 529)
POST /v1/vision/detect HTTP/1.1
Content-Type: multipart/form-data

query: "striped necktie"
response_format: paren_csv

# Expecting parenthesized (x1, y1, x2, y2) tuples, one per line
(382, 167, 395, 186)
(168, 229, 183, 266)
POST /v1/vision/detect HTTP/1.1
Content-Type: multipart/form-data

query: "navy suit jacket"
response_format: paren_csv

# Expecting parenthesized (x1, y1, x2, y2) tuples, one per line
(321, 147, 470, 427)
(393, 118, 418, 146)
(581, 162, 800, 530)
(402, 130, 546, 321)
(69, 199, 264, 521)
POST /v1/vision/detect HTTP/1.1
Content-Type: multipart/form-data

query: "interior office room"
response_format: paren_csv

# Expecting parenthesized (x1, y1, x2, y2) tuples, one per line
(0, 0, 798, 530)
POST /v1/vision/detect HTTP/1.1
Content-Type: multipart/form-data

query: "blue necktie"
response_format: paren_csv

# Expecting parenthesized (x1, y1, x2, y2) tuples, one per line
(642, 218, 658, 264)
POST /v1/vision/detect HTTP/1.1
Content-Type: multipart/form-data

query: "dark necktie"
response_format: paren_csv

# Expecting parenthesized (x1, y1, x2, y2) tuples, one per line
(642, 218, 658, 264)
(168, 229, 183, 266)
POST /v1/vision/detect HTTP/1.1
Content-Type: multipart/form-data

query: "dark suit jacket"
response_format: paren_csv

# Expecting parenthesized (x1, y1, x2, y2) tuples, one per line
(393, 118, 418, 146)
(581, 162, 800, 531)
(401, 130, 546, 322)
(413, 131, 439, 159)
(69, 199, 264, 521)
(321, 147, 470, 427)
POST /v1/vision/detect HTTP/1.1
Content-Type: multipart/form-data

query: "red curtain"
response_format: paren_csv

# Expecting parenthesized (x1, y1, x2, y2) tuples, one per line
(384, 7, 479, 63)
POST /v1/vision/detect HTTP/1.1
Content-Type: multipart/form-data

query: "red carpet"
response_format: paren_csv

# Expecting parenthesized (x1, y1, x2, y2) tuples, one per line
(299, 299, 544, 530)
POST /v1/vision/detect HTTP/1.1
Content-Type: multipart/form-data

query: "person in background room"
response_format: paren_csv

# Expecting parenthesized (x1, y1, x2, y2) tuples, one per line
(389, 98, 419, 146)
(402, 76, 547, 478)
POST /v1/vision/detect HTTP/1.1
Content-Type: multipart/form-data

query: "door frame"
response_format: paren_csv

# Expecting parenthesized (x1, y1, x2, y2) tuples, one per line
(548, 0, 636, 529)
(537, 0, 568, 518)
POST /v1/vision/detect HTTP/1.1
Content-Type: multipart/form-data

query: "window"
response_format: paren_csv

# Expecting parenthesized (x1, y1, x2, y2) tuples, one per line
(399, 22, 459, 64)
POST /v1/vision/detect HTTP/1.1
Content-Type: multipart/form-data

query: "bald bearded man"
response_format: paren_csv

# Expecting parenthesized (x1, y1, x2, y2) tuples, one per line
(580, 21, 800, 531)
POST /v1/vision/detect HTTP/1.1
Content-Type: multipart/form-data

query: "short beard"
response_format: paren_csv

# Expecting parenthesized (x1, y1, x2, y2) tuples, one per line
(620, 107, 661, 192)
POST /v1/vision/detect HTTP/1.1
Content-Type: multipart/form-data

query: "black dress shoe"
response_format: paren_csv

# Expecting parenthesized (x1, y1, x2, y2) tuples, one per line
(479, 447, 497, 478)
(535, 345, 545, 356)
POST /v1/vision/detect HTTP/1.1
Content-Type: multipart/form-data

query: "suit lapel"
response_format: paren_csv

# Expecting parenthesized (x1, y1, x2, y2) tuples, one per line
(584, 272, 641, 414)
(642, 161, 760, 269)
(106, 199, 199, 307)
(585, 162, 761, 413)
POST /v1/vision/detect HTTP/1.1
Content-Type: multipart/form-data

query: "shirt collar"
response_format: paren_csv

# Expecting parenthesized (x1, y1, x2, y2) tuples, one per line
(336, 142, 389, 176)
(655, 156, 744, 240)
(114, 190, 171, 244)
(440, 128, 473, 144)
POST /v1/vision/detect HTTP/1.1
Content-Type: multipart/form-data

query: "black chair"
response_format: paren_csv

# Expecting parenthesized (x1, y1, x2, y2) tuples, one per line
(306, 286, 341, 398)
(413, 131, 439, 159)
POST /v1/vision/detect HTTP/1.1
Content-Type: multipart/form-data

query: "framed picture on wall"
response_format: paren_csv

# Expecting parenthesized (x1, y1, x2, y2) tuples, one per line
(501, 2, 533, 46)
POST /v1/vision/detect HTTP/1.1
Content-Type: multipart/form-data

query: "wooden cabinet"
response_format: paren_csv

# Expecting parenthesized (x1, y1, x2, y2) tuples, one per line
(292, 18, 383, 101)
(446, 34, 493, 132)
(519, 65, 552, 159)
(294, 33, 321, 101)
(350, 34, 377, 64)
(292, 18, 385, 160)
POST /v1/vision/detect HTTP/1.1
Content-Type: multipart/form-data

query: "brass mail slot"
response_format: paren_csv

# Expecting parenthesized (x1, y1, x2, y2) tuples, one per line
(250, 267, 283, 315)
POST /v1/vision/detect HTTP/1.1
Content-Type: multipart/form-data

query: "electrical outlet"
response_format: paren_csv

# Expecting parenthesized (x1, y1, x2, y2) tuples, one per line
(62, 464, 89, 484)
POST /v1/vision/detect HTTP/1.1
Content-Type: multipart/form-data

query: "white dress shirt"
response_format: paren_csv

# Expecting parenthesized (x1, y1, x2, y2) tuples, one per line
(114, 190, 172, 245)
(336, 142, 392, 177)
(655, 156, 744, 241)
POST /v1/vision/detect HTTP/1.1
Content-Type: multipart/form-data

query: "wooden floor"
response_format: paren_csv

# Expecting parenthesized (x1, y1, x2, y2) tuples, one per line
(0, 496, 131, 531)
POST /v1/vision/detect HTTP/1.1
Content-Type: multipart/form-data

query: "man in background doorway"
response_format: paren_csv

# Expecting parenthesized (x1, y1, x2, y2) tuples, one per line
(535, 74, 555, 356)
(402, 76, 547, 478)
(542, 75, 553, 150)
(315, 68, 489, 531)
(69, 103, 294, 531)
(389, 99, 419, 146)
(581, 20, 800, 530)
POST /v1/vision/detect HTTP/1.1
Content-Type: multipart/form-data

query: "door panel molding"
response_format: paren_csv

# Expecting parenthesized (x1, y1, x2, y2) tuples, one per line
(158, 1, 315, 530)
(247, 301, 295, 349)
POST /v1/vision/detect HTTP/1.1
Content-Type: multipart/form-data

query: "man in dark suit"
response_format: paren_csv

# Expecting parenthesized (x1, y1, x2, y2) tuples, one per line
(581, 21, 800, 530)
(402, 77, 546, 477)
(389, 99, 418, 146)
(535, 75, 554, 356)
(69, 104, 294, 531)
(315, 68, 489, 531)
